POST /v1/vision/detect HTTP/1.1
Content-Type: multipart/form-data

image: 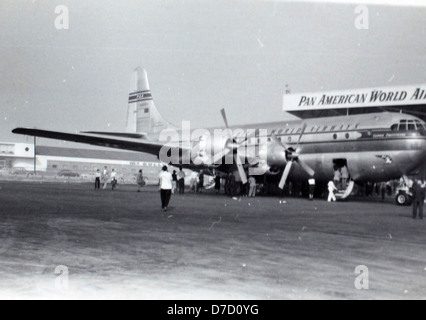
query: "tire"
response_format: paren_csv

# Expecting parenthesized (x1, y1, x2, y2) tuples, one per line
(396, 193, 408, 206)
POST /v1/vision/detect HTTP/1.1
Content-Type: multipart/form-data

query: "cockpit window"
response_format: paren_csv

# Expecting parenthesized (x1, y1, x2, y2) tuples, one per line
(393, 119, 426, 131)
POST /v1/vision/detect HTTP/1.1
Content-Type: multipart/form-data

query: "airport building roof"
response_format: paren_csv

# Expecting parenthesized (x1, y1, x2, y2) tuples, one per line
(36, 146, 158, 162)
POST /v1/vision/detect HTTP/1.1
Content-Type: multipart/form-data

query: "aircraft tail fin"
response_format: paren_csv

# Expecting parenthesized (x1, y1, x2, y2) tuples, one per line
(126, 68, 175, 136)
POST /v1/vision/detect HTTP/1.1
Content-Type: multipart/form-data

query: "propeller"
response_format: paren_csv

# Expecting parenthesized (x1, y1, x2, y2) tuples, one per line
(272, 123, 315, 189)
(211, 108, 249, 184)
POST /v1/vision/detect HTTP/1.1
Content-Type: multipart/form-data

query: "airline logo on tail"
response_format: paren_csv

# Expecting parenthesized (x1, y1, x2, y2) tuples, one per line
(128, 90, 153, 104)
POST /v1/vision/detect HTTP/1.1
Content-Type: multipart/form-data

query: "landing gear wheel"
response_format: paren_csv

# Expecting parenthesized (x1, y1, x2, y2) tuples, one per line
(396, 194, 408, 206)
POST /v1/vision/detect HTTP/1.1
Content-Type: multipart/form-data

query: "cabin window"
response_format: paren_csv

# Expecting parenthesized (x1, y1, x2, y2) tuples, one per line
(408, 121, 416, 131)
(330, 125, 336, 131)
(322, 126, 328, 132)
(391, 124, 398, 131)
(333, 134, 338, 140)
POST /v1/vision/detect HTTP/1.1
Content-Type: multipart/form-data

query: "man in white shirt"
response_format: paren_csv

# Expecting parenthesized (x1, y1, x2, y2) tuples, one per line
(328, 180, 338, 202)
(159, 166, 173, 211)
(308, 178, 316, 201)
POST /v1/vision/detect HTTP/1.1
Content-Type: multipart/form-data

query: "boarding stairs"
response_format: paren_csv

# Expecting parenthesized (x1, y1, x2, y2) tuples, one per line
(335, 181, 355, 200)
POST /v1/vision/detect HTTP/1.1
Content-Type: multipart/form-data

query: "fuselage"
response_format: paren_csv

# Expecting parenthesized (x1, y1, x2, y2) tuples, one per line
(172, 112, 426, 183)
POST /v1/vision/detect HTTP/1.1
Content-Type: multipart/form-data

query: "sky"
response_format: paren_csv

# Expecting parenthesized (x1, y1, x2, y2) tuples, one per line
(0, 0, 425, 145)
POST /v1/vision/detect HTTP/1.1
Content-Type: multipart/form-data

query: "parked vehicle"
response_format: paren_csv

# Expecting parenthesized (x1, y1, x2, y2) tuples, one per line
(57, 170, 80, 178)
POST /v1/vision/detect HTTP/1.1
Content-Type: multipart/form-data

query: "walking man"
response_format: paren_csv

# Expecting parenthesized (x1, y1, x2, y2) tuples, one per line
(412, 180, 425, 220)
(328, 180, 338, 202)
(137, 169, 145, 192)
(159, 166, 173, 212)
(248, 176, 257, 198)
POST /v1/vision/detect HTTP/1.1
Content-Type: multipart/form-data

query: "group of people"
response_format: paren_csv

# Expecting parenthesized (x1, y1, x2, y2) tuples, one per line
(223, 172, 257, 198)
(94, 166, 118, 191)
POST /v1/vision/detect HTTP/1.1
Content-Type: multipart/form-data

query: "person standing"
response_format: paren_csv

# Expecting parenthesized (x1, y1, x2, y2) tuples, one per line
(229, 172, 236, 197)
(190, 171, 199, 193)
(328, 180, 338, 202)
(136, 169, 145, 192)
(111, 169, 118, 191)
(341, 166, 349, 189)
(198, 170, 204, 194)
(102, 166, 109, 190)
(248, 176, 257, 198)
(380, 181, 387, 201)
(177, 167, 186, 194)
(214, 175, 221, 194)
(308, 178, 316, 201)
(412, 180, 425, 220)
(333, 166, 342, 190)
(159, 166, 173, 212)
(95, 169, 101, 190)
(172, 170, 178, 194)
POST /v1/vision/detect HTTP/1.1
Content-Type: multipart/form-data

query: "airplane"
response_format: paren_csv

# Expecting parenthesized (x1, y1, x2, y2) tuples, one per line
(12, 68, 426, 200)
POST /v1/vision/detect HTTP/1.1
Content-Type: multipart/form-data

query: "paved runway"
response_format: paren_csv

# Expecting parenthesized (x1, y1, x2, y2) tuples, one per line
(0, 181, 425, 300)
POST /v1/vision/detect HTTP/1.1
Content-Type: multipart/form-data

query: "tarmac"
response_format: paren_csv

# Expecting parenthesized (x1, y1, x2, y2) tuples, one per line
(0, 181, 425, 300)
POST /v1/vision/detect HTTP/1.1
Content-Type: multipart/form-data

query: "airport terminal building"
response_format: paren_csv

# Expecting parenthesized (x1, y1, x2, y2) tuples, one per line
(0, 142, 167, 184)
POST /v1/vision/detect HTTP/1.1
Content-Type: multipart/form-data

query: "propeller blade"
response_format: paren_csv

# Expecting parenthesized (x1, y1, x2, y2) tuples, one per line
(279, 161, 293, 190)
(297, 158, 315, 177)
(221, 109, 230, 130)
(234, 153, 248, 184)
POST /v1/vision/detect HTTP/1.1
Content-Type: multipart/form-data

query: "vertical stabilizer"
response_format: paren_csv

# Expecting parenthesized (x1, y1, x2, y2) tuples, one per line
(126, 68, 174, 136)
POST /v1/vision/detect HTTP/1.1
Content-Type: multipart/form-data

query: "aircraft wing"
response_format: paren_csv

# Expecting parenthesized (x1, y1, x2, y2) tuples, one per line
(12, 128, 178, 157)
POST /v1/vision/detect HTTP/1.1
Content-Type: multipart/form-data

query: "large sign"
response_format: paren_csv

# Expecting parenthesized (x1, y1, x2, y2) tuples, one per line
(283, 84, 426, 111)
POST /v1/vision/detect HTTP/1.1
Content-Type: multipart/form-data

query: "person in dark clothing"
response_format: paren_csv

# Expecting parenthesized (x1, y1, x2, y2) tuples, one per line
(198, 170, 204, 193)
(214, 175, 221, 194)
(95, 169, 101, 190)
(172, 170, 178, 194)
(228, 172, 236, 197)
(412, 180, 425, 220)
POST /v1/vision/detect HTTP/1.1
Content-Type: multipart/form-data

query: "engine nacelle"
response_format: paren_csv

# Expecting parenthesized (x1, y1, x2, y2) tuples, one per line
(266, 139, 287, 167)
